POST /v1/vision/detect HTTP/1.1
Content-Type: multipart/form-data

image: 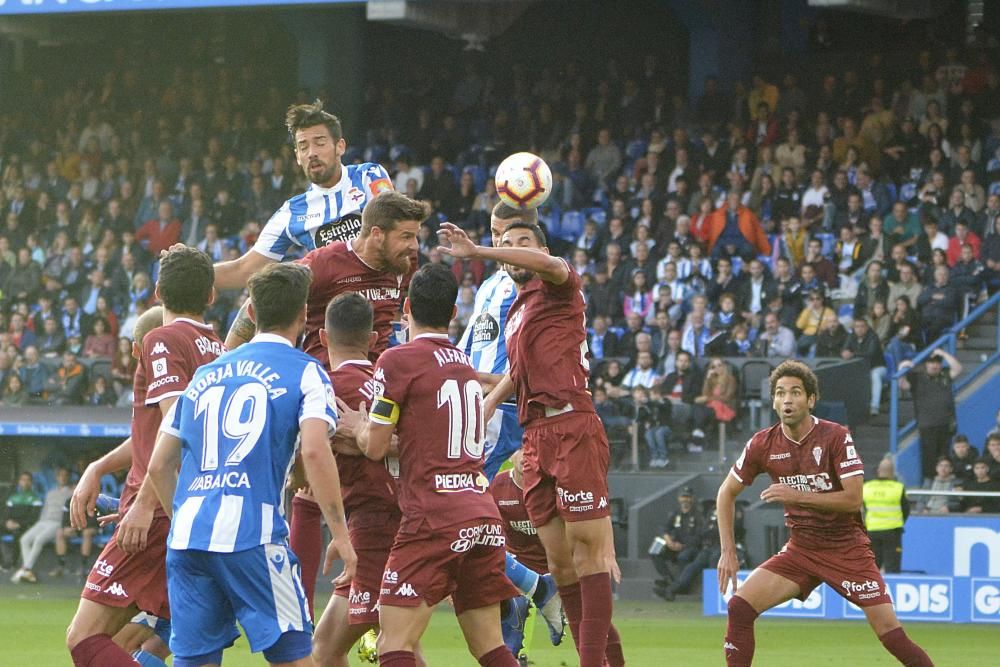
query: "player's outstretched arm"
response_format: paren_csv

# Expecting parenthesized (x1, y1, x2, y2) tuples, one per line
(437, 222, 569, 285)
(760, 474, 863, 513)
(483, 373, 514, 424)
(214, 248, 273, 291)
(300, 418, 357, 585)
(225, 300, 256, 350)
(70, 437, 132, 530)
(147, 430, 182, 521)
(717, 474, 745, 594)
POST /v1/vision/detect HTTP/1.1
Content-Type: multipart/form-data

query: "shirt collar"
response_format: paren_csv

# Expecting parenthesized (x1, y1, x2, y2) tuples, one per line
(251, 332, 293, 347)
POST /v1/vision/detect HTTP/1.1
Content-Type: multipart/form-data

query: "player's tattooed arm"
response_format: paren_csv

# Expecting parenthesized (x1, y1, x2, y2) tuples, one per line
(225, 299, 256, 350)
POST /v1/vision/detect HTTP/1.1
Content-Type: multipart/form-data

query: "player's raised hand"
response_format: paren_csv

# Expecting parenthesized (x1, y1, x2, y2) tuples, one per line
(69, 463, 102, 530)
(116, 502, 154, 554)
(718, 548, 740, 595)
(436, 222, 478, 258)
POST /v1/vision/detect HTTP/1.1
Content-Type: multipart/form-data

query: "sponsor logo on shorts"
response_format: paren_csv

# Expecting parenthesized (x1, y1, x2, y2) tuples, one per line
(349, 589, 371, 606)
(509, 520, 537, 535)
(841, 579, 881, 599)
(85, 582, 102, 593)
(383, 569, 398, 584)
(434, 472, 489, 494)
(105, 582, 128, 597)
(394, 583, 417, 597)
(769, 452, 791, 460)
(557, 486, 598, 512)
(92, 559, 114, 577)
(450, 523, 506, 552)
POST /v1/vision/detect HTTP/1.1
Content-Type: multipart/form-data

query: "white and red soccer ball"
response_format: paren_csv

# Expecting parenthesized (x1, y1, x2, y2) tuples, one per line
(495, 152, 552, 210)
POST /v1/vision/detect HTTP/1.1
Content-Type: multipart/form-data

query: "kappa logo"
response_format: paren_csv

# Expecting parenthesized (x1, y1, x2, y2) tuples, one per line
(598, 497, 608, 509)
(724, 642, 738, 652)
(374, 368, 385, 382)
(151, 342, 168, 355)
(152, 358, 168, 378)
(105, 582, 127, 597)
(394, 583, 417, 597)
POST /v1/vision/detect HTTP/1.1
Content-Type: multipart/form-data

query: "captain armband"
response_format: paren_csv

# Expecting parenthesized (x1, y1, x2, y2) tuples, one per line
(369, 396, 400, 425)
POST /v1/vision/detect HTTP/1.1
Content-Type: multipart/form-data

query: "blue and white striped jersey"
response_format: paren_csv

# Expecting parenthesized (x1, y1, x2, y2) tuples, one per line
(162, 333, 337, 553)
(459, 269, 523, 475)
(252, 162, 392, 260)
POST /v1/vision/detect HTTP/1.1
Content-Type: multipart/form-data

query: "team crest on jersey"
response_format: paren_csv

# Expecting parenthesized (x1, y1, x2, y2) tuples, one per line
(812, 446, 823, 465)
(348, 187, 365, 204)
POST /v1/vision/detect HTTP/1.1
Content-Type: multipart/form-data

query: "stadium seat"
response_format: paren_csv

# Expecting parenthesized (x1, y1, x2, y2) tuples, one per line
(559, 211, 585, 241)
(462, 164, 487, 193)
(582, 207, 607, 226)
(884, 182, 898, 203)
(815, 232, 835, 257)
(625, 140, 648, 162)
(740, 360, 774, 433)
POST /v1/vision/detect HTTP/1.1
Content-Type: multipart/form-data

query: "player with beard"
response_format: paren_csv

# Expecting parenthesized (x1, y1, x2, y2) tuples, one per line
(226, 191, 424, 616)
(436, 221, 624, 667)
(716, 360, 933, 666)
(211, 100, 393, 291)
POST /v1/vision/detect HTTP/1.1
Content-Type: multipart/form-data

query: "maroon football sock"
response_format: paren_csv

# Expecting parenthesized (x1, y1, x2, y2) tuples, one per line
(557, 581, 583, 651)
(605, 622, 626, 667)
(478, 645, 519, 667)
(71, 634, 139, 667)
(879, 627, 934, 666)
(579, 572, 613, 667)
(379, 650, 417, 667)
(725, 595, 759, 666)
(289, 494, 323, 618)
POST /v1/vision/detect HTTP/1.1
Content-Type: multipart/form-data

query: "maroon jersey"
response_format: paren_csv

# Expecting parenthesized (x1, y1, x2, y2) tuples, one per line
(505, 262, 594, 425)
(120, 318, 225, 516)
(329, 359, 399, 515)
(490, 470, 549, 574)
(730, 416, 866, 545)
(370, 334, 500, 532)
(299, 241, 414, 367)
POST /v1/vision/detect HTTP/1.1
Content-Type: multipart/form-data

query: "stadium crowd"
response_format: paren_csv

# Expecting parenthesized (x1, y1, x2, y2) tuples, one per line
(1, 37, 999, 473)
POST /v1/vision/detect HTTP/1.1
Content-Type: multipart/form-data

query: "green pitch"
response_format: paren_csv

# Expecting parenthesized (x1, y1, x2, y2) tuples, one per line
(0, 590, 991, 665)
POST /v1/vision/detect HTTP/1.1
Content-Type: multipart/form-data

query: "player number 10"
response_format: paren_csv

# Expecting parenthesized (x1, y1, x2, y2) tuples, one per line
(438, 379, 485, 460)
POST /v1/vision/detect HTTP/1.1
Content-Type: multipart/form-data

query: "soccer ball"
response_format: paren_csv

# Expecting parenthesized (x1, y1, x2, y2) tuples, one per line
(495, 152, 552, 210)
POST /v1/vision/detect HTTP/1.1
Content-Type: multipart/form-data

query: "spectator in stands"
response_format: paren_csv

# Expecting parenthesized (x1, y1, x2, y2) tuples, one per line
(985, 434, 1000, 481)
(899, 349, 962, 482)
(82, 317, 115, 360)
(862, 457, 908, 573)
(659, 499, 722, 601)
(815, 310, 848, 357)
(634, 386, 672, 468)
(85, 375, 117, 407)
(588, 314, 620, 361)
(736, 258, 775, 330)
(917, 457, 961, 514)
(586, 128, 623, 190)
(623, 270, 654, 322)
(650, 487, 702, 599)
(622, 351, 660, 390)
(655, 324, 682, 376)
(595, 359, 628, 400)
(1, 372, 27, 406)
(855, 260, 890, 317)
(946, 220, 982, 268)
(884, 202, 921, 252)
(756, 311, 796, 358)
(50, 501, 98, 578)
(657, 350, 704, 450)
(18, 346, 48, 401)
(982, 213, 1000, 295)
(43, 350, 88, 406)
(917, 264, 960, 342)
(135, 200, 182, 257)
(10, 467, 73, 583)
(961, 459, 1000, 513)
(803, 237, 838, 288)
(706, 190, 771, 261)
(693, 357, 738, 434)
(949, 434, 978, 485)
(842, 316, 887, 416)
(1, 471, 42, 571)
(868, 299, 892, 345)
(795, 290, 835, 356)
(8, 248, 42, 303)
(939, 188, 977, 236)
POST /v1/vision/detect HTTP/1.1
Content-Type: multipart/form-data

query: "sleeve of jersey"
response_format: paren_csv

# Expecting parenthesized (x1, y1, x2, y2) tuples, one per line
(729, 436, 761, 485)
(363, 163, 394, 198)
(545, 259, 580, 297)
(143, 331, 191, 405)
(833, 427, 865, 481)
(369, 353, 404, 426)
(299, 362, 338, 435)
(253, 200, 294, 261)
(159, 398, 183, 438)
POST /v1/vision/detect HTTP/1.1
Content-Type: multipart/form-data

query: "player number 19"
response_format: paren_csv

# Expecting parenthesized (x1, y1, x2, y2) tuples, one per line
(438, 378, 485, 460)
(194, 383, 268, 472)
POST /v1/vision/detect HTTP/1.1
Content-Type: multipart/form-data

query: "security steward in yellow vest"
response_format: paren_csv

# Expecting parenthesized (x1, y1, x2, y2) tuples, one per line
(863, 457, 909, 573)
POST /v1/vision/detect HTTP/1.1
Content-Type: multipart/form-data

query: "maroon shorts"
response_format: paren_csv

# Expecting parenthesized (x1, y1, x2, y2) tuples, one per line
(333, 510, 401, 626)
(379, 517, 519, 615)
(760, 536, 893, 607)
(82, 514, 171, 619)
(522, 411, 611, 526)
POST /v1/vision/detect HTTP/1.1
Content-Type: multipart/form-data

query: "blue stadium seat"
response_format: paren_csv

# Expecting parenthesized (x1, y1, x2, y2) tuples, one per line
(462, 164, 487, 192)
(815, 232, 835, 257)
(837, 303, 854, 320)
(582, 207, 607, 226)
(559, 211, 585, 241)
(884, 182, 898, 204)
(625, 140, 648, 162)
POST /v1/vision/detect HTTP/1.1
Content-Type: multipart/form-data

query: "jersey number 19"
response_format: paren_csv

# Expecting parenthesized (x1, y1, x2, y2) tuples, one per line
(195, 384, 268, 471)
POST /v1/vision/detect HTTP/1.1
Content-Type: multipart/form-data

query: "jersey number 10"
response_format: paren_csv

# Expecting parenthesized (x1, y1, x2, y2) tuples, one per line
(195, 384, 268, 471)
(438, 379, 485, 460)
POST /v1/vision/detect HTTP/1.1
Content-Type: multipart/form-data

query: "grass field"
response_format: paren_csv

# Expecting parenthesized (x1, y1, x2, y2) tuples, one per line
(0, 586, 993, 666)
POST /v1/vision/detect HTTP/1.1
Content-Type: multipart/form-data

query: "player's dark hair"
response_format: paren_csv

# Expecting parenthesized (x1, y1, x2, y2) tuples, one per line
(325, 292, 373, 347)
(360, 191, 429, 237)
(769, 359, 820, 401)
(492, 201, 538, 225)
(285, 99, 343, 142)
(407, 264, 457, 329)
(157, 247, 214, 316)
(503, 221, 547, 247)
(248, 263, 312, 333)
